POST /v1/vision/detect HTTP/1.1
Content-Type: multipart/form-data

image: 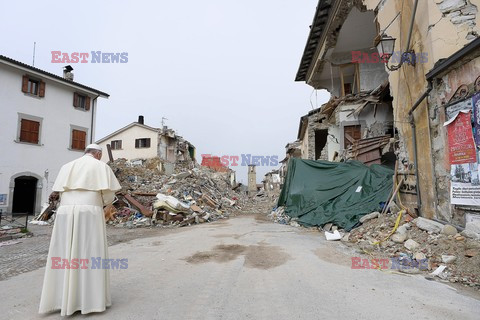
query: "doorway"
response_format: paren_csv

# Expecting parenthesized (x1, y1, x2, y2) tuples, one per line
(12, 176, 38, 214)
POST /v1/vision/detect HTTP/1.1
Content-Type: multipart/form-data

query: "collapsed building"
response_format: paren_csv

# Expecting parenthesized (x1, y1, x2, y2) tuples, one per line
(295, 4, 395, 167)
(201, 155, 236, 187)
(293, 0, 480, 226)
(262, 170, 281, 197)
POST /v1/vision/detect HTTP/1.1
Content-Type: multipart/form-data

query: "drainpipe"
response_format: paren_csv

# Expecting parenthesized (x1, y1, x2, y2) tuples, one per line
(90, 95, 100, 144)
(407, 79, 433, 216)
(405, 0, 419, 54)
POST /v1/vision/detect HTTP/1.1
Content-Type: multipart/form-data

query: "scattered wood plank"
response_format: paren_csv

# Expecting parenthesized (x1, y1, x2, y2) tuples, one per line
(123, 194, 153, 217)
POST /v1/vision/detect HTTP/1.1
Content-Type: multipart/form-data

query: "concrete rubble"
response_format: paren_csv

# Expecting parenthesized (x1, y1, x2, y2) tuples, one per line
(346, 208, 480, 289)
(105, 158, 247, 228)
(32, 157, 248, 229)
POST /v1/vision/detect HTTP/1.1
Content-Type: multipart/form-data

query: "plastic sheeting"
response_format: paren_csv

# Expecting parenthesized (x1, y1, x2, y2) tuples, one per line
(278, 159, 393, 231)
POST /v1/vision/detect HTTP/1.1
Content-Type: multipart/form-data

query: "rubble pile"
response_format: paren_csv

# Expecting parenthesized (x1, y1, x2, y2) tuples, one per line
(106, 158, 247, 228)
(346, 212, 480, 288)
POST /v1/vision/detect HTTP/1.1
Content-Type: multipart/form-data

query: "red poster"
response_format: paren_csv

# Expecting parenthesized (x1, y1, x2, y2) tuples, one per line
(447, 111, 477, 165)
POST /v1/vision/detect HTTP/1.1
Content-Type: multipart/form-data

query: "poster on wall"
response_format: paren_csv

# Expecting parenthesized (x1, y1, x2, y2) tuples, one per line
(0, 194, 6, 205)
(445, 109, 480, 205)
(450, 161, 480, 205)
(446, 110, 477, 164)
(445, 99, 472, 121)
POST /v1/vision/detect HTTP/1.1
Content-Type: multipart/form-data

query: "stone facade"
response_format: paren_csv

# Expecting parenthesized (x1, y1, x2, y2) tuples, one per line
(428, 53, 480, 224)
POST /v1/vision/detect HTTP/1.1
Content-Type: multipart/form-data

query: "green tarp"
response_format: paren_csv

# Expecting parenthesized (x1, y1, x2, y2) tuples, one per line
(277, 159, 394, 231)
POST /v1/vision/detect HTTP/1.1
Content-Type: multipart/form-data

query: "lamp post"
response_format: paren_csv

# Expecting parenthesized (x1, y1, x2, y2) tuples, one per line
(375, 35, 415, 71)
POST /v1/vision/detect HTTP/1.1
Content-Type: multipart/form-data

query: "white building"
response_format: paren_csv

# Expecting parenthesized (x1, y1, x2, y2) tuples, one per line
(96, 116, 196, 164)
(96, 116, 160, 162)
(0, 55, 109, 215)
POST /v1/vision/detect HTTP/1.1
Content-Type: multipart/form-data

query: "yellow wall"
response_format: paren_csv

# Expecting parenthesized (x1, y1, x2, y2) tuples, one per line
(363, 0, 479, 217)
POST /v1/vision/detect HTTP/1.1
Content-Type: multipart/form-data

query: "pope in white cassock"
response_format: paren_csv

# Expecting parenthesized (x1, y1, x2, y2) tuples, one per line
(39, 144, 121, 316)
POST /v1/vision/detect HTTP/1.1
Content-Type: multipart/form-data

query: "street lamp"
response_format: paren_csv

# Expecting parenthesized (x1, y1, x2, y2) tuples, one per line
(375, 34, 414, 71)
(376, 35, 396, 60)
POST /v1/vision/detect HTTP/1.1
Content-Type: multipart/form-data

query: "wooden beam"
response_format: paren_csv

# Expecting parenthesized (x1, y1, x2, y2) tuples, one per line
(339, 66, 345, 97)
(106, 144, 114, 162)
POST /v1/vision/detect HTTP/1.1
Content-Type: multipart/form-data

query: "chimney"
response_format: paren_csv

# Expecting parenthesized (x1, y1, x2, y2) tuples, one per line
(63, 65, 74, 81)
(138, 115, 144, 125)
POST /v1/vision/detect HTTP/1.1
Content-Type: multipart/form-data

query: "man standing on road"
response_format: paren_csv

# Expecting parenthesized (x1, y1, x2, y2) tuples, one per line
(39, 144, 121, 316)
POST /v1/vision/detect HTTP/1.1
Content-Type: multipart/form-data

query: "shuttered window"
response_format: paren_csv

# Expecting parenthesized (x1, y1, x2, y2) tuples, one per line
(135, 138, 151, 148)
(22, 75, 45, 97)
(73, 92, 91, 110)
(19, 119, 40, 144)
(111, 140, 122, 150)
(71, 129, 87, 150)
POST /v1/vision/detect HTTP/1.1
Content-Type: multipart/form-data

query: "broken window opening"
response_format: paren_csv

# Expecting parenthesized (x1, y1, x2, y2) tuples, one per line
(339, 63, 361, 97)
(314, 129, 328, 160)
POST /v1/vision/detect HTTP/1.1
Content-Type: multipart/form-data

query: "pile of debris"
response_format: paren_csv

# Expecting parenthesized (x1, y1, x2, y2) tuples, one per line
(346, 211, 480, 288)
(105, 158, 247, 228)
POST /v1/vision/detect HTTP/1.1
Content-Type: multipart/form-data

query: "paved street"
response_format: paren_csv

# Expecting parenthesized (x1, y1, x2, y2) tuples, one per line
(0, 224, 171, 281)
(1, 215, 479, 319)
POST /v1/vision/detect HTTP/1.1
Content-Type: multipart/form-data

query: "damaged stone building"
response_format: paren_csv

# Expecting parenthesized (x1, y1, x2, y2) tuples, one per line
(295, 1, 395, 166)
(296, 0, 480, 225)
(262, 170, 281, 196)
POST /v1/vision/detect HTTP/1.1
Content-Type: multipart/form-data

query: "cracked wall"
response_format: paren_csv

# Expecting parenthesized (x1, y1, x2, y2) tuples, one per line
(363, 0, 480, 219)
(434, 0, 478, 40)
(429, 56, 480, 224)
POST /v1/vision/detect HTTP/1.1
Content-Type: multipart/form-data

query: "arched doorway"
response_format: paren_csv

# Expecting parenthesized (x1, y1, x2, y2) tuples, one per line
(12, 176, 38, 214)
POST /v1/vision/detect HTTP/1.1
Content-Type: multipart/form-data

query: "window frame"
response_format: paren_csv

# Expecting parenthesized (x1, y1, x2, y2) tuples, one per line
(27, 78, 39, 95)
(69, 125, 89, 152)
(16, 113, 43, 146)
(73, 92, 91, 111)
(111, 140, 122, 150)
(135, 138, 151, 149)
(22, 75, 45, 98)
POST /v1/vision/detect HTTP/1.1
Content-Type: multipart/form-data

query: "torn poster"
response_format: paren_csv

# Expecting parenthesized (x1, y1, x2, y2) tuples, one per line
(445, 99, 472, 121)
(445, 110, 477, 165)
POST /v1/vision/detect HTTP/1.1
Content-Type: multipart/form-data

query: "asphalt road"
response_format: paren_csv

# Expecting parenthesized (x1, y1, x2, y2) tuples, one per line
(1, 215, 479, 319)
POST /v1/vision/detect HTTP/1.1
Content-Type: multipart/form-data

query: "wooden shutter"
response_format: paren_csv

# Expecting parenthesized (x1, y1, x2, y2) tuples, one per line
(22, 75, 29, 93)
(146, 138, 151, 148)
(135, 139, 140, 148)
(85, 96, 91, 110)
(39, 81, 46, 97)
(20, 119, 40, 144)
(73, 93, 79, 108)
(72, 130, 86, 150)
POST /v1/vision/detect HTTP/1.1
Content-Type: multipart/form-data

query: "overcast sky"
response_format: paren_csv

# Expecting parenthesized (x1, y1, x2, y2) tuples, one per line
(1, 0, 330, 183)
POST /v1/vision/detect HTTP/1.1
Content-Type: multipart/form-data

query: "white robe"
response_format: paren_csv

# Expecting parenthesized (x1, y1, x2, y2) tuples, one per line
(39, 155, 121, 316)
